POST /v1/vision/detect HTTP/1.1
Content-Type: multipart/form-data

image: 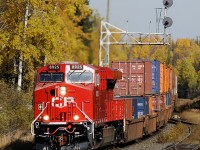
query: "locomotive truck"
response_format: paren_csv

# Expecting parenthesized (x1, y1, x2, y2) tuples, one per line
(31, 60, 177, 150)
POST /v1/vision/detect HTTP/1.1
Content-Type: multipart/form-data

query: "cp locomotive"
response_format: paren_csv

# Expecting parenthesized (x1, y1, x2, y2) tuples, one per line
(31, 60, 177, 150)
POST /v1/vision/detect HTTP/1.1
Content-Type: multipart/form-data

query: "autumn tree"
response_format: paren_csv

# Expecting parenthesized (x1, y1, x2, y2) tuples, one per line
(173, 39, 200, 98)
(175, 58, 198, 98)
(89, 12, 101, 65)
(0, 0, 93, 91)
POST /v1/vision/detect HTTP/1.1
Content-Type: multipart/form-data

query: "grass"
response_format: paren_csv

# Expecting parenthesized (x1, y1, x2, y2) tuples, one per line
(158, 109, 200, 144)
(157, 123, 187, 143)
(179, 109, 200, 144)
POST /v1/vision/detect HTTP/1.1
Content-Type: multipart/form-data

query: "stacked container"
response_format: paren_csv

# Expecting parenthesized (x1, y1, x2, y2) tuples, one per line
(112, 60, 153, 97)
(112, 59, 178, 119)
(152, 61, 160, 94)
(132, 97, 149, 119)
(152, 95, 160, 111)
(165, 93, 171, 106)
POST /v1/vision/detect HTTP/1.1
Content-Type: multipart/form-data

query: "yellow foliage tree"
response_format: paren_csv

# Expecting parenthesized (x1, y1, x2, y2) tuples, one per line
(0, 0, 93, 90)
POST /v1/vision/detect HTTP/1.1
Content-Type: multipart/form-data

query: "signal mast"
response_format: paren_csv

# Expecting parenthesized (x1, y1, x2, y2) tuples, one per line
(163, 0, 173, 32)
(99, 0, 173, 67)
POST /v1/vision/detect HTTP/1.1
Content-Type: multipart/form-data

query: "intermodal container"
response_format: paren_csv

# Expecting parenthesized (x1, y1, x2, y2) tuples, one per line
(148, 96, 153, 115)
(165, 67, 170, 92)
(169, 68, 177, 99)
(112, 60, 152, 96)
(160, 94, 166, 110)
(169, 68, 173, 92)
(160, 64, 168, 93)
(132, 97, 149, 119)
(160, 64, 164, 93)
(165, 93, 171, 106)
(152, 95, 160, 111)
(169, 91, 174, 106)
(129, 60, 152, 96)
(152, 61, 160, 94)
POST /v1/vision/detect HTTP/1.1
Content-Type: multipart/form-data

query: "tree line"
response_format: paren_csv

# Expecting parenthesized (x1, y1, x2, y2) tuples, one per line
(0, 1, 199, 98)
(0, 0, 199, 97)
(0, 0, 94, 91)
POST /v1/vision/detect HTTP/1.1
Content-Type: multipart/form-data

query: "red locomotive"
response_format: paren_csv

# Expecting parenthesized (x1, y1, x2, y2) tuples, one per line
(32, 61, 177, 150)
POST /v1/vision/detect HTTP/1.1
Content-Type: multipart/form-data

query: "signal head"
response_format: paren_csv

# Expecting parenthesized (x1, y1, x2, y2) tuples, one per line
(163, 0, 173, 8)
(163, 17, 173, 28)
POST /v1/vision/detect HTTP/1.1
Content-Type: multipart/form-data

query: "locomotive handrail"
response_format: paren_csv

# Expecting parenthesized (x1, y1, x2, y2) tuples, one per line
(72, 101, 95, 139)
(54, 100, 95, 138)
(31, 102, 50, 135)
(31, 101, 95, 138)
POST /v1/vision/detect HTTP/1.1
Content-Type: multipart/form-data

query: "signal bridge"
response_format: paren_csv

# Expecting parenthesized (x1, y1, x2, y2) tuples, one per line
(99, 21, 171, 67)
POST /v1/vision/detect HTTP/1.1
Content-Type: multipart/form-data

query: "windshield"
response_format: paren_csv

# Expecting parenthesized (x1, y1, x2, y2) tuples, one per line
(67, 71, 93, 83)
(39, 72, 64, 82)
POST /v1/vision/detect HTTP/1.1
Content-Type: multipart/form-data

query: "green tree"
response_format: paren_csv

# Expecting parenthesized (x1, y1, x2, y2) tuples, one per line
(175, 58, 198, 98)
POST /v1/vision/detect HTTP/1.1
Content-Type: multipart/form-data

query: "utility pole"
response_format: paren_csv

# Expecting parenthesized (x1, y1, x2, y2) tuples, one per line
(100, 0, 110, 66)
(106, 0, 110, 22)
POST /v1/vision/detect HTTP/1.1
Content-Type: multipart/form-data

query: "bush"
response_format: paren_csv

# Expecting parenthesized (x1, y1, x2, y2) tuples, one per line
(157, 123, 187, 143)
(0, 80, 33, 135)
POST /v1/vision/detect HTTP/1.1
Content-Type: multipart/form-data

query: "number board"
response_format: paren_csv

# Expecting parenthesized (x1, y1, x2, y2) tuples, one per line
(38, 104, 43, 110)
(70, 64, 83, 70)
(48, 65, 60, 70)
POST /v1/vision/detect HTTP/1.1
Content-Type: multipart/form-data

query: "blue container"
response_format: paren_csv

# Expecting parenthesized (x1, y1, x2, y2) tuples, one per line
(166, 93, 171, 105)
(132, 97, 149, 119)
(152, 61, 160, 94)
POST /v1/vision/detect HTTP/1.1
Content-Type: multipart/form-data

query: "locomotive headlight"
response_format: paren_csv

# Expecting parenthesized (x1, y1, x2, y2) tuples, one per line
(60, 86, 66, 96)
(73, 115, 80, 121)
(43, 115, 50, 121)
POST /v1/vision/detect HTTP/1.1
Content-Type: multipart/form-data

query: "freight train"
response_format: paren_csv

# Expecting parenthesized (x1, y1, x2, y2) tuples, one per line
(31, 60, 177, 150)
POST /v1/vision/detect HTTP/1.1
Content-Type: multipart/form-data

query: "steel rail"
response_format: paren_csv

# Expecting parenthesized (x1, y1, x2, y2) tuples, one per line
(163, 125, 192, 150)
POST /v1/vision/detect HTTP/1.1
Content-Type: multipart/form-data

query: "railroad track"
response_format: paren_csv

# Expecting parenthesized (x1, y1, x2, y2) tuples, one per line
(116, 119, 198, 150)
(165, 144, 200, 150)
(163, 122, 194, 150)
(31, 121, 197, 150)
(169, 118, 198, 125)
(114, 123, 176, 150)
(164, 126, 192, 150)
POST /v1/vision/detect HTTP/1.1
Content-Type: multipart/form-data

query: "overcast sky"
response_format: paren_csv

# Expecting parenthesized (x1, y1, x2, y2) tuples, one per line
(89, 0, 200, 40)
